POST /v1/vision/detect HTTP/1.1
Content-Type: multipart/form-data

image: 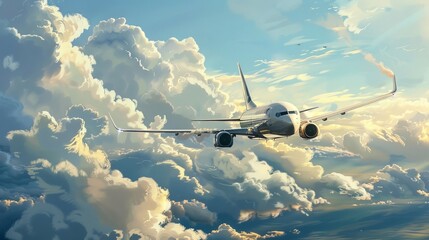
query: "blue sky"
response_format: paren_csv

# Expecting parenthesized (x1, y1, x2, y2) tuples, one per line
(2, 0, 429, 239)
(49, 0, 345, 73)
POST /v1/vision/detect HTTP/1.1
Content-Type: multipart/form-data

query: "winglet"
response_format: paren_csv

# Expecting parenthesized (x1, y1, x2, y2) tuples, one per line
(238, 63, 257, 110)
(108, 113, 122, 132)
(391, 75, 397, 94)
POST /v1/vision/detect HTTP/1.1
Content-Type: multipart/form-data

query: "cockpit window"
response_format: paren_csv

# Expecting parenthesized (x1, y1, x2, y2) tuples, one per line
(275, 111, 288, 117)
(288, 111, 297, 114)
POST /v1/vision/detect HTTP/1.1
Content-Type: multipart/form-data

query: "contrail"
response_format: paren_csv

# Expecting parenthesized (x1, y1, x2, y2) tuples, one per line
(363, 53, 395, 78)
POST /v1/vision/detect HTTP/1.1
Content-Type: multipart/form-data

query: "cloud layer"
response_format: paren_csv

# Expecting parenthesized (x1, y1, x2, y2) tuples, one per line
(1, 0, 429, 239)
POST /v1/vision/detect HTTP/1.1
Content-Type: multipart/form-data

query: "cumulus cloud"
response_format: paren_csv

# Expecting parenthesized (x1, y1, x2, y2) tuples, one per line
(0, 0, 149, 149)
(84, 17, 236, 130)
(251, 141, 324, 185)
(3, 0, 416, 237)
(171, 199, 217, 225)
(321, 172, 372, 200)
(196, 150, 328, 221)
(66, 105, 108, 139)
(342, 131, 372, 156)
(208, 223, 284, 240)
(340, 110, 429, 163)
(370, 164, 429, 199)
(6, 111, 207, 239)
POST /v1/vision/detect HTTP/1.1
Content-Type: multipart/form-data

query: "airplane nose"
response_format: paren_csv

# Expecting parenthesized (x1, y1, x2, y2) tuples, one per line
(282, 117, 295, 135)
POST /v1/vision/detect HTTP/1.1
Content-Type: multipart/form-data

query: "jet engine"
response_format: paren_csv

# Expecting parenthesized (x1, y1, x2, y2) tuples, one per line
(214, 131, 234, 147)
(299, 122, 319, 139)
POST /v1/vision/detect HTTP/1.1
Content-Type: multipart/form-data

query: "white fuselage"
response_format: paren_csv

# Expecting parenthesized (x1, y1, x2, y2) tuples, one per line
(239, 102, 300, 138)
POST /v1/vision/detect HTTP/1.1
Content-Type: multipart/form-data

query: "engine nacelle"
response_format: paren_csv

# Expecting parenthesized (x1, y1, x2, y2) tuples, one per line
(214, 131, 234, 147)
(299, 123, 319, 139)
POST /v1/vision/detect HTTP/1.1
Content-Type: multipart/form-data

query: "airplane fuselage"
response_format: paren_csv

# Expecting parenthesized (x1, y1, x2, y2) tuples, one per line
(239, 102, 300, 139)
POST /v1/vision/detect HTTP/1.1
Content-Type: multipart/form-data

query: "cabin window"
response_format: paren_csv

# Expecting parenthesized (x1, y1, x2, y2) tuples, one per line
(276, 111, 288, 117)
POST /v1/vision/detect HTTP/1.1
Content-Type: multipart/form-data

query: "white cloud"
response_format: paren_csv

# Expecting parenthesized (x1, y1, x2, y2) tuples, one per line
(321, 172, 372, 200)
(84, 18, 237, 130)
(6, 0, 429, 237)
(337, 0, 391, 34)
(252, 141, 324, 185)
(336, 0, 429, 42)
(3, 55, 19, 71)
(6, 111, 207, 239)
(196, 150, 328, 220)
(370, 164, 429, 199)
(208, 223, 284, 240)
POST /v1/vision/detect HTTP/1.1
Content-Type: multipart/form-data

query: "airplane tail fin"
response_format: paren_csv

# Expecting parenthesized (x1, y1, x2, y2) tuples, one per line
(238, 63, 257, 110)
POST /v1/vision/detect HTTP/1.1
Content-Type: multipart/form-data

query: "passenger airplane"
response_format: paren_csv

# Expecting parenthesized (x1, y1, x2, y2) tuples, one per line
(110, 64, 397, 147)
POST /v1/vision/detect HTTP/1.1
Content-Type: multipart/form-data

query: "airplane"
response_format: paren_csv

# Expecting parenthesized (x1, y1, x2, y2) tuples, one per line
(109, 64, 397, 147)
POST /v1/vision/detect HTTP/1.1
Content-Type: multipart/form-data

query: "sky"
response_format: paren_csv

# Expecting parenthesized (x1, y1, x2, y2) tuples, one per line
(1, 0, 429, 239)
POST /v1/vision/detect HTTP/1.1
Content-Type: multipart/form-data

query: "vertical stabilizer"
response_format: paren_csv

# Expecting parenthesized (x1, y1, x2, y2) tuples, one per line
(238, 63, 257, 110)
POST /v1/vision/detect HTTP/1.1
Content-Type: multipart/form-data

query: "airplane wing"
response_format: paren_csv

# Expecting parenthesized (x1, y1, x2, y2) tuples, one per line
(302, 75, 397, 123)
(192, 118, 241, 122)
(109, 114, 254, 136)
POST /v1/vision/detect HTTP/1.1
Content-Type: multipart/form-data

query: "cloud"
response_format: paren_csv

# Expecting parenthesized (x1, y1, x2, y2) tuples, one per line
(336, 0, 429, 42)
(251, 50, 335, 90)
(5, 0, 428, 237)
(342, 131, 372, 156)
(0, 1, 148, 148)
(339, 110, 429, 163)
(3, 55, 19, 71)
(0, 197, 35, 239)
(208, 223, 284, 240)
(0, 95, 32, 145)
(0, 151, 41, 200)
(84, 18, 236, 130)
(6, 111, 207, 239)
(336, 0, 391, 34)
(196, 150, 328, 221)
(321, 172, 372, 200)
(251, 141, 324, 185)
(370, 164, 429, 199)
(363, 52, 394, 78)
(317, 13, 352, 43)
(171, 199, 217, 225)
(86, 171, 171, 237)
(310, 89, 367, 104)
(66, 105, 108, 140)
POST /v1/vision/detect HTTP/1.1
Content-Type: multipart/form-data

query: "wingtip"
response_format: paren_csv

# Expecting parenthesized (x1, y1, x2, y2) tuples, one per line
(108, 113, 122, 132)
(392, 74, 397, 94)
